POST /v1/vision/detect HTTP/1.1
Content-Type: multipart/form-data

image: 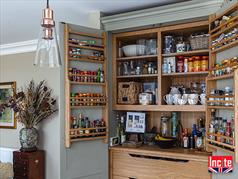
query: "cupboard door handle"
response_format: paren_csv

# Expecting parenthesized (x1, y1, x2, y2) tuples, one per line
(129, 153, 189, 163)
(129, 178, 136, 179)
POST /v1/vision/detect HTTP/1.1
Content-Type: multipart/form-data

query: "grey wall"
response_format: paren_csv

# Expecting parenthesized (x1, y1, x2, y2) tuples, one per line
(0, 52, 61, 179)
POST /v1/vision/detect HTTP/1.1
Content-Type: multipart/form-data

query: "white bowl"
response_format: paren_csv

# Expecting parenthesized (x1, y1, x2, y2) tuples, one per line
(122, 45, 145, 57)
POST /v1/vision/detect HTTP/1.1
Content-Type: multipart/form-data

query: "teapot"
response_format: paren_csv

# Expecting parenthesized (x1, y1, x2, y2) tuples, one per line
(169, 86, 180, 94)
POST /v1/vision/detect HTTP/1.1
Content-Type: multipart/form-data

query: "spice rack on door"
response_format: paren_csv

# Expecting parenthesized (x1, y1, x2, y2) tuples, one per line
(64, 23, 108, 148)
(206, 3, 238, 162)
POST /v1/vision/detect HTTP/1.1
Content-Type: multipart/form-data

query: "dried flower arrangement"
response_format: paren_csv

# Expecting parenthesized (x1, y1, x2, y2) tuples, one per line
(0, 80, 57, 128)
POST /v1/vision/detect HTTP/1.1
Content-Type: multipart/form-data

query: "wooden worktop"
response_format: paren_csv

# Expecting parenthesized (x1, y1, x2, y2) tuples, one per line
(110, 145, 211, 162)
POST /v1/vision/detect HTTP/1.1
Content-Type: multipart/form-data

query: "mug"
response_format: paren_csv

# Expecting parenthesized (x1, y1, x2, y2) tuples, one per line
(163, 94, 174, 105)
(199, 93, 206, 105)
(188, 94, 199, 100)
(173, 94, 181, 105)
(182, 94, 189, 100)
(178, 98, 187, 105)
(188, 98, 198, 105)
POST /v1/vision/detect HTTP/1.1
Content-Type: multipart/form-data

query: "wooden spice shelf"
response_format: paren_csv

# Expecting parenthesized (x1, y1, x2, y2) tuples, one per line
(69, 57, 104, 63)
(207, 143, 234, 155)
(162, 71, 209, 77)
(69, 30, 104, 39)
(211, 39, 238, 53)
(68, 43, 104, 52)
(70, 136, 107, 142)
(162, 49, 209, 57)
(70, 105, 106, 109)
(210, 15, 238, 35)
(70, 81, 106, 86)
(206, 139, 235, 149)
(117, 54, 157, 61)
(207, 133, 234, 141)
(212, 34, 238, 48)
(206, 73, 234, 81)
(117, 74, 158, 78)
(210, 20, 238, 39)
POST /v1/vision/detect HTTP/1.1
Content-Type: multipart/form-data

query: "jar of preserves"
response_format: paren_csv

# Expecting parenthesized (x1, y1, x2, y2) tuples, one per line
(193, 56, 201, 72)
(188, 57, 193, 72)
(201, 56, 208, 71)
(176, 56, 184, 73)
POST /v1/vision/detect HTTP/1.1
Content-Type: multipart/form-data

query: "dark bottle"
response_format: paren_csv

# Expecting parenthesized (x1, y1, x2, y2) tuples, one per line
(189, 135, 195, 149)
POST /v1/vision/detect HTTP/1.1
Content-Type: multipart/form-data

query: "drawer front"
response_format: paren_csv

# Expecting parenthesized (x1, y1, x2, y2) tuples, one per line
(111, 150, 210, 179)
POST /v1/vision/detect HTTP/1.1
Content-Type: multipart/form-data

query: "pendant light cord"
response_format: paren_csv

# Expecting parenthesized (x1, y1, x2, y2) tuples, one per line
(46, 0, 49, 8)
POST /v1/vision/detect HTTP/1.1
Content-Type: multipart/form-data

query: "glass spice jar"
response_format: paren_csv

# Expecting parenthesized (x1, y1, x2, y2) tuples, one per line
(176, 56, 184, 73)
(193, 56, 201, 72)
(201, 56, 208, 71)
(188, 57, 193, 72)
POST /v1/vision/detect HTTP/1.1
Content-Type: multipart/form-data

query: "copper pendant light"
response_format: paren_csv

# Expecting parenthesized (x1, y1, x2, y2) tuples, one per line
(34, 0, 61, 68)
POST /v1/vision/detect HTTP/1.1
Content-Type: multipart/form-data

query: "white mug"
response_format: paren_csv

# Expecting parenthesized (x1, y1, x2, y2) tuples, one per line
(188, 98, 198, 105)
(163, 94, 174, 105)
(178, 98, 187, 105)
(199, 93, 206, 105)
(173, 94, 181, 105)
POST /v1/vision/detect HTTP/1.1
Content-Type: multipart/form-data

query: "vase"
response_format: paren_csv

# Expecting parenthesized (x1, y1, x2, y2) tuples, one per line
(19, 127, 38, 152)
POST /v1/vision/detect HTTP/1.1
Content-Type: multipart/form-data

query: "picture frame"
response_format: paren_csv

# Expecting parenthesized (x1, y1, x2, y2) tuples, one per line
(0, 82, 16, 129)
(125, 112, 146, 133)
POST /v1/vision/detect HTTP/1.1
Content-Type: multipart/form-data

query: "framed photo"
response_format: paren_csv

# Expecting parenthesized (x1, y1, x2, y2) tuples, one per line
(126, 112, 146, 133)
(0, 82, 16, 129)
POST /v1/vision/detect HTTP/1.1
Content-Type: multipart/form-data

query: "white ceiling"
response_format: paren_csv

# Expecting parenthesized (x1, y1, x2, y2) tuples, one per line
(0, 0, 186, 45)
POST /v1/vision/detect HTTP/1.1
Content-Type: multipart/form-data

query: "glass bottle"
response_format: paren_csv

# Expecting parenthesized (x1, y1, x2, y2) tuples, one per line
(171, 112, 178, 138)
(120, 116, 126, 144)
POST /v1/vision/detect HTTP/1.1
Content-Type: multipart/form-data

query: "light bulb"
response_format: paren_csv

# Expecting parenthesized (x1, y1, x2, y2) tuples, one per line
(34, 27, 61, 68)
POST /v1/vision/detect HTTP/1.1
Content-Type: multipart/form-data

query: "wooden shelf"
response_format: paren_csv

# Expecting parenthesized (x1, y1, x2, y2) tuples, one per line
(68, 43, 104, 52)
(207, 106, 234, 110)
(206, 139, 235, 149)
(68, 57, 104, 63)
(212, 34, 238, 49)
(113, 104, 205, 112)
(211, 39, 238, 53)
(113, 104, 159, 111)
(162, 49, 209, 57)
(70, 105, 106, 109)
(210, 17, 238, 38)
(69, 30, 104, 39)
(117, 74, 158, 78)
(70, 81, 106, 86)
(206, 143, 234, 155)
(206, 73, 234, 81)
(162, 71, 208, 77)
(117, 54, 157, 61)
(160, 105, 205, 112)
(210, 15, 238, 34)
(71, 136, 106, 142)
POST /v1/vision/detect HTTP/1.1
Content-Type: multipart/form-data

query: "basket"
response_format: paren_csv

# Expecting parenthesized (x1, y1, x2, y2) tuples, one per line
(189, 34, 209, 50)
(118, 82, 142, 104)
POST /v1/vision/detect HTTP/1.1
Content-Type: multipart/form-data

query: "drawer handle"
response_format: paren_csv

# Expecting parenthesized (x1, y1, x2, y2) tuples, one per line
(129, 178, 136, 179)
(129, 153, 189, 163)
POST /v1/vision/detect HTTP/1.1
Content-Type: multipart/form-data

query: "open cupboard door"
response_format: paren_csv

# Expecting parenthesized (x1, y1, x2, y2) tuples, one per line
(206, 2, 238, 163)
(60, 22, 108, 179)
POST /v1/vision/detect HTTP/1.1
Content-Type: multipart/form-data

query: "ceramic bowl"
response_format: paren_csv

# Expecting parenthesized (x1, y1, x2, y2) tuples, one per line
(122, 45, 145, 56)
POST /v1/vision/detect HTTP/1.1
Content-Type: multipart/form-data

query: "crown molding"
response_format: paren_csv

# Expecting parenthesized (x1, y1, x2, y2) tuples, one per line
(0, 39, 37, 56)
(101, 0, 223, 31)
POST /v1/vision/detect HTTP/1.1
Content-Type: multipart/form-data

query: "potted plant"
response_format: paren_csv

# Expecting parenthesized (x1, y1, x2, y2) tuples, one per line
(0, 80, 57, 151)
